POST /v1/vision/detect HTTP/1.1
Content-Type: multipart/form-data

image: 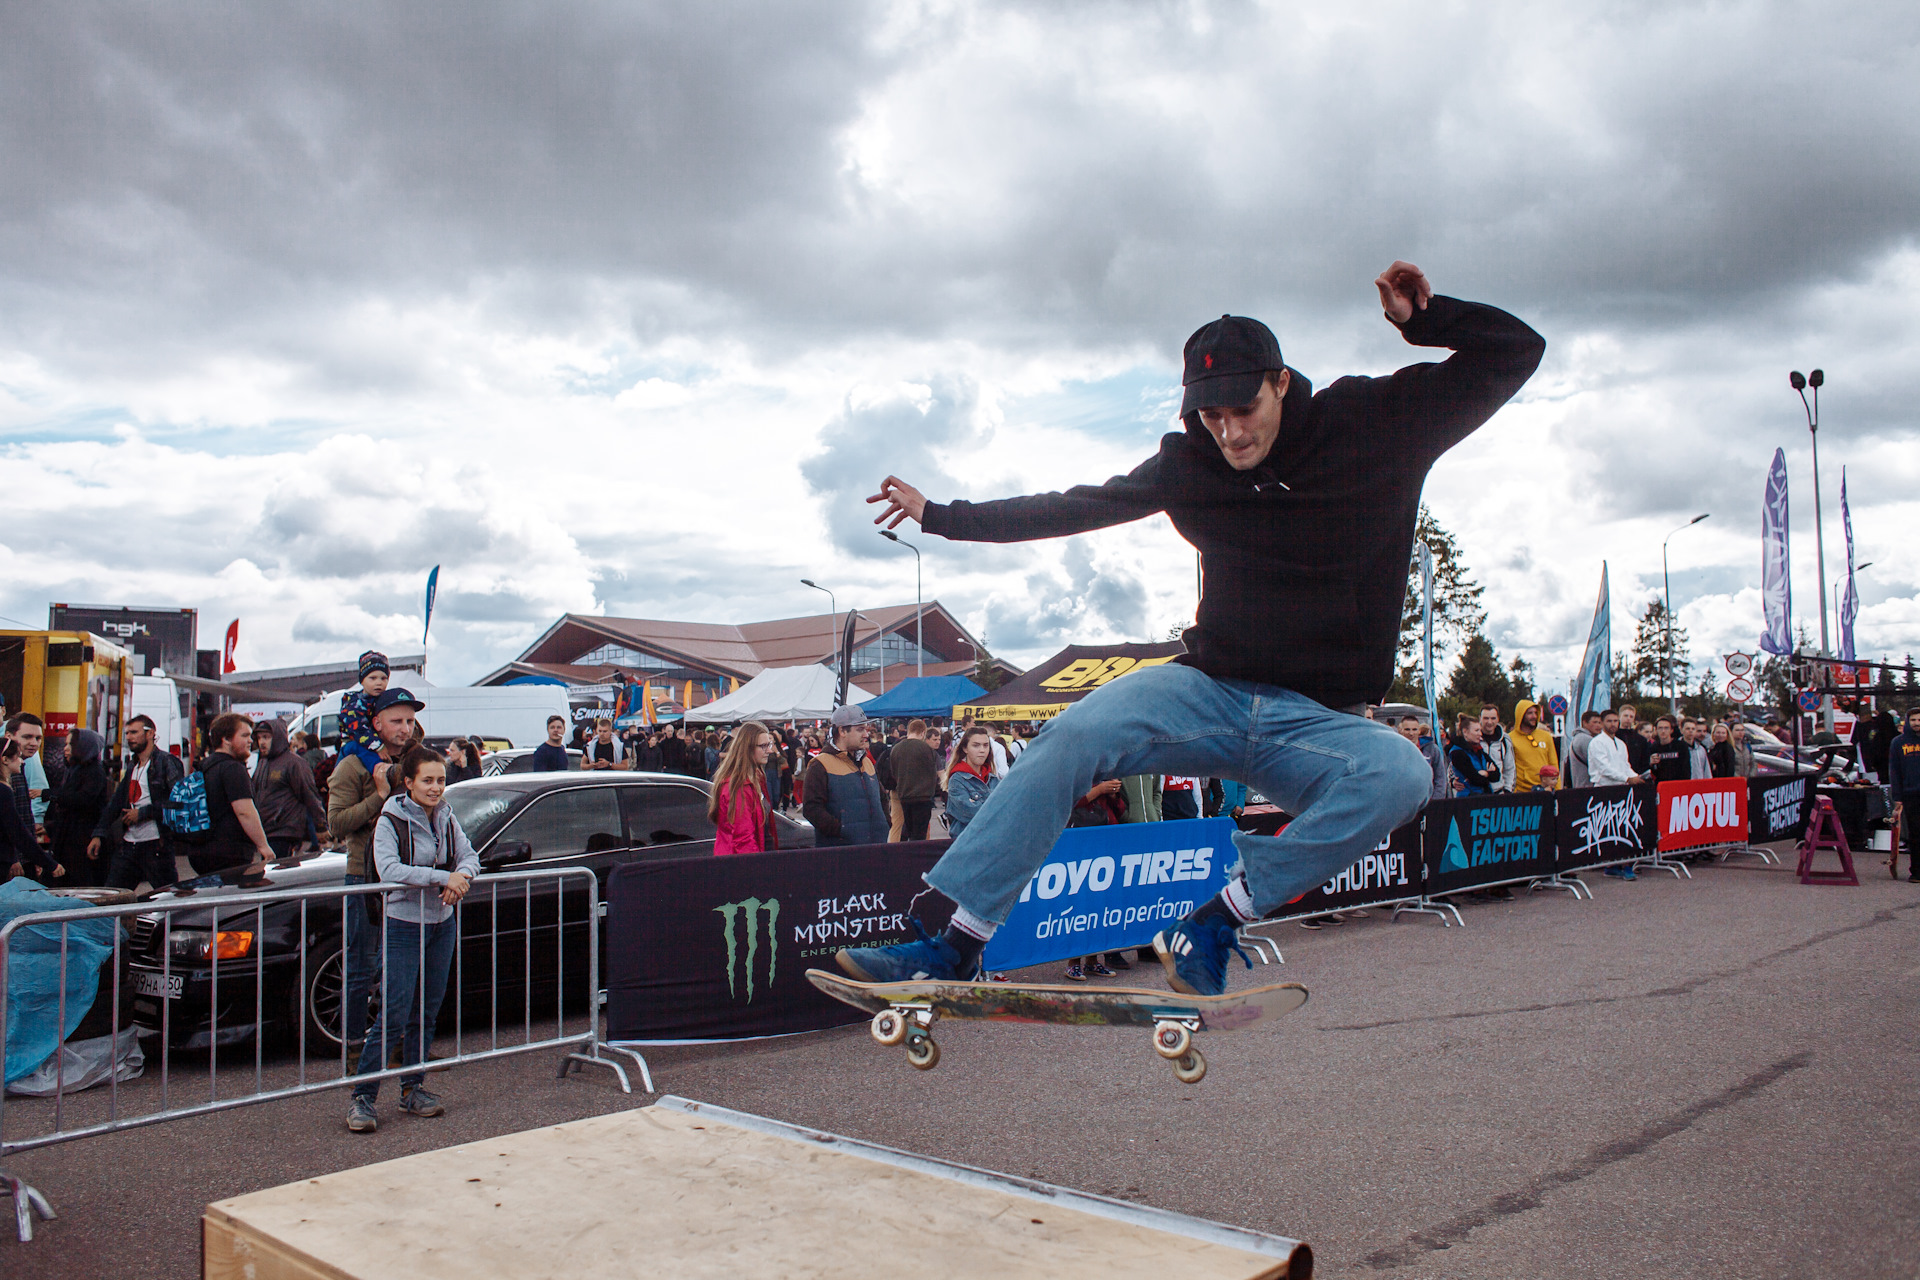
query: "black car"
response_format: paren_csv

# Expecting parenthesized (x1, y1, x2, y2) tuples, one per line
(124, 772, 811, 1051)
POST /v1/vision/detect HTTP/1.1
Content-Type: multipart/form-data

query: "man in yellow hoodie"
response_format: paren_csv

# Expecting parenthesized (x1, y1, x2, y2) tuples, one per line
(1509, 699, 1561, 791)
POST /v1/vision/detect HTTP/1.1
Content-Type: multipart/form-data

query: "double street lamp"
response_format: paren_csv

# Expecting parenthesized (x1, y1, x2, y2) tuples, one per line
(1791, 368, 1833, 732)
(1662, 513, 1710, 713)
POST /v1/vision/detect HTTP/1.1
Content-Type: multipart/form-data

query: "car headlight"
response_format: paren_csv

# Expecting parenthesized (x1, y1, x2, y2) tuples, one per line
(167, 929, 255, 961)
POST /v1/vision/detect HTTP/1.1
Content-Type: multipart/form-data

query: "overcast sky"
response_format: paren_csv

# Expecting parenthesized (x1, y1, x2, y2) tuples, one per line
(2, 0, 1916, 698)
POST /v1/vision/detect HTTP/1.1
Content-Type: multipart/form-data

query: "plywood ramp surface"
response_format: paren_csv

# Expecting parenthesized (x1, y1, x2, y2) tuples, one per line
(204, 1102, 1300, 1280)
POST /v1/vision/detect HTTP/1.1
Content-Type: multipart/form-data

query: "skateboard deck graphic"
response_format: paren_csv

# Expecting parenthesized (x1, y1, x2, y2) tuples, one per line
(806, 969, 1307, 1082)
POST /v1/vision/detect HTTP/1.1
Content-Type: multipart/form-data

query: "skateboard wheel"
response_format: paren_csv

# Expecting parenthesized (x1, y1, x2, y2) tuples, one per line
(905, 1035, 941, 1071)
(1153, 1023, 1192, 1060)
(871, 1009, 909, 1047)
(1172, 1048, 1206, 1084)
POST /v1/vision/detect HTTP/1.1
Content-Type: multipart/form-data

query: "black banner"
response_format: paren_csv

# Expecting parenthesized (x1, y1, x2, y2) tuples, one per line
(1272, 819, 1423, 917)
(1422, 793, 1557, 894)
(1555, 783, 1657, 869)
(605, 841, 951, 1042)
(1748, 774, 1813, 845)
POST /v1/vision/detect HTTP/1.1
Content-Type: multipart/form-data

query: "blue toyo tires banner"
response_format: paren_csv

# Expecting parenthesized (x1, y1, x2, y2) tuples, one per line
(978, 818, 1234, 972)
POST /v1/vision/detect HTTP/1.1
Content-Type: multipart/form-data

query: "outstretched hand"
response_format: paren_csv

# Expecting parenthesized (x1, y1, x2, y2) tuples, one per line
(1375, 260, 1432, 324)
(867, 476, 927, 530)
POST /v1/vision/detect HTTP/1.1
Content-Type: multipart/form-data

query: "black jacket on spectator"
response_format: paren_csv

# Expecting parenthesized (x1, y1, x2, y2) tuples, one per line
(1622, 729, 1654, 776)
(1, 781, 54, 878)
(1707, 741, 1737, 779)
(1648, 742, 1690, 783)
(923, 297, 1544, 709)
(1889, 729, 1920, 794)
(92, 745, 186, 853)
(802, 745, 887, 846)
(46, 729, 111, 880)
(251, 719, 328, 841)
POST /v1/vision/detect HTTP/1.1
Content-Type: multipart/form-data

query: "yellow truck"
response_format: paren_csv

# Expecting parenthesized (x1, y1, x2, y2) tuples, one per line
(0, 629, 134, 755)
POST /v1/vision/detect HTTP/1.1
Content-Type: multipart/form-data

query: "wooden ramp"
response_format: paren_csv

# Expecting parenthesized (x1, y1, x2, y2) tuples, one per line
(204, 1096, 1311, 1279)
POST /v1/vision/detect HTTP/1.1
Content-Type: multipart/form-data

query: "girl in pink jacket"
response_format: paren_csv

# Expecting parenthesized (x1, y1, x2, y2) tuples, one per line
(709, 721, 777, 855)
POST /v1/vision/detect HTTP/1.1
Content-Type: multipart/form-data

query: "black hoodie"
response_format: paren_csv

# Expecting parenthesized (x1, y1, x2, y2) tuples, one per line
(923, 296, 1545, 709)
(251, 719, 328, 841)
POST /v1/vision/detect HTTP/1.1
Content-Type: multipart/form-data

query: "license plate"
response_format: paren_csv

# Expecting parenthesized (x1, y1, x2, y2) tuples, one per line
(132, 971, 183, 1000)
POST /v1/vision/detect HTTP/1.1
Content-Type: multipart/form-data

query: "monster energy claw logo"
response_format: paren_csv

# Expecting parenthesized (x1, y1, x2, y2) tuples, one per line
(715, 897, 780, 1002)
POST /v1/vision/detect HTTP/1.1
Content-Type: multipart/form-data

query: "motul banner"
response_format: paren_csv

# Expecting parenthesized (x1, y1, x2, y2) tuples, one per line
(1657, 779, 1747, 850)
(604, 842, 950, 1042)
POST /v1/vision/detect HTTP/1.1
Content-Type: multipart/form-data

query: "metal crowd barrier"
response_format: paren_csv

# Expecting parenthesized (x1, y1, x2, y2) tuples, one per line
(0, 867, 650, 1242)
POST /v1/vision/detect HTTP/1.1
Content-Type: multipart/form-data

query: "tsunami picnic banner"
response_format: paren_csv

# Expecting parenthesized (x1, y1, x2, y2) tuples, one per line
(1747, 773, 1813, 845)
(979, 817, 1233, 972)
(1421, 793, 1557, 894)
(1656, 779, 1747, 850)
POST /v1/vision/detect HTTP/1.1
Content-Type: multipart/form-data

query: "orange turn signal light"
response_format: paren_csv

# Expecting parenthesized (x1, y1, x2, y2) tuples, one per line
(213, 931, 254, 960)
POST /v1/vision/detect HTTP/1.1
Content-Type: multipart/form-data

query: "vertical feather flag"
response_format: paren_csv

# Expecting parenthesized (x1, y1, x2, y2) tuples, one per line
(1758, 448, 1793, 656)
(1415, 542, 1438, 736)
(221, 619, 239, 674)
(1838, 468, 1858, 664)
(423, 565, 440, 646)
(1573, 564, 1612, 718)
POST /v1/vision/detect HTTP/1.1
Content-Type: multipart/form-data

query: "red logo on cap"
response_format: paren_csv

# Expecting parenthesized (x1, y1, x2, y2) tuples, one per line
(1203, 353, 1213, 369)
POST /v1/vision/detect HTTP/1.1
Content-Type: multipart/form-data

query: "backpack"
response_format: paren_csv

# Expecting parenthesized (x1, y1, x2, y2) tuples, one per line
(378, 810, 456, 872)
(160, 770, 214, 845)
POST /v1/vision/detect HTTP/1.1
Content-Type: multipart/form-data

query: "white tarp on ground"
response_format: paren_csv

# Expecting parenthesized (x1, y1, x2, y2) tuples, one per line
(687, 665, 872, 724)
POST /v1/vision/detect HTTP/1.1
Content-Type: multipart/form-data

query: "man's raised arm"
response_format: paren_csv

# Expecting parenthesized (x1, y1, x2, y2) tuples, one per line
(867, 460, 1168, 545)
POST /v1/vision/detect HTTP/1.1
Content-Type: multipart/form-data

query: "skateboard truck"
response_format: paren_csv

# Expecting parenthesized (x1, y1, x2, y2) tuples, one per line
(1151, 1015, 1207, 1084)
(870, 1003, 942, 1071)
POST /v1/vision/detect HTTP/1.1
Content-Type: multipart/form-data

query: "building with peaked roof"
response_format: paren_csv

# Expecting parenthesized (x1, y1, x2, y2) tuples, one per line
(476, 603, 1020, 711)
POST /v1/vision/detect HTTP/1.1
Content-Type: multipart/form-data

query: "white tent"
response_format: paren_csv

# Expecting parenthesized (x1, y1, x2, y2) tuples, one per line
(685, 665, 872, 724)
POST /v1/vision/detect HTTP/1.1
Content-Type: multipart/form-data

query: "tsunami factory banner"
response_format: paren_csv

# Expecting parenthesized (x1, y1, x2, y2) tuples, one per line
(1656, 779, 1747, 851)
(1421, 794, 1557, 894)
(604, 842, 950, 1042)
(979, 817, 1233, 971)
(1555, 783, 1658, 869)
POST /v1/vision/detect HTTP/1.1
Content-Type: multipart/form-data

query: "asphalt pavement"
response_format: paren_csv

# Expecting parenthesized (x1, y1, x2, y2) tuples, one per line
(5, 845, 1918, 1278)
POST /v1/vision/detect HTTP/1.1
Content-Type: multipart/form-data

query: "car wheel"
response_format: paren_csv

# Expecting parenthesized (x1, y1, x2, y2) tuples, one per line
(297, 938, 380, 1055)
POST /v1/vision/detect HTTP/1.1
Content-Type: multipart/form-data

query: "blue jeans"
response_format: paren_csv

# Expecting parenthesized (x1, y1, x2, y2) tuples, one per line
(353, 914, 458, 1100)
(926, 664, 1430, 922)
(341, 874, 381, 1044)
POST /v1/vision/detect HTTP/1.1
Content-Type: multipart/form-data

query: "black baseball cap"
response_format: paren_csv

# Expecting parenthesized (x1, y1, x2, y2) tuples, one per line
(1181, 314, 1285, 417)
(370, 687, 426, 715)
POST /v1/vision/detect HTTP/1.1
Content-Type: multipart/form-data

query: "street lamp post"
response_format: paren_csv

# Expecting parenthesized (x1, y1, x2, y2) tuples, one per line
(1662, 513, 1710, 714)
(800, 578, 836, 673)
(878, 529, 923, 680)
(1791, 369, 1833, 732)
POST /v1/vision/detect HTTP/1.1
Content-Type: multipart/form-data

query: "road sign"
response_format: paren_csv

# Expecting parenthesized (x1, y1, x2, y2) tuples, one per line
(1796, 689, 1821, 713)
(1546, 694, 1569, 716)
(1726, 676, 1755, 703)
(1723, 652, 1753, 678)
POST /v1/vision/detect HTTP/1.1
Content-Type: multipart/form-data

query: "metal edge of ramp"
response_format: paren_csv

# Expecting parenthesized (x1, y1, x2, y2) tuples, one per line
(657, 1095, 1313, 1278)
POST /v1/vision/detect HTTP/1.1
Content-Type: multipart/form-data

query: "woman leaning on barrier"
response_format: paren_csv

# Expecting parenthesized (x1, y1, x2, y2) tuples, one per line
(346, 746, 479, 1135)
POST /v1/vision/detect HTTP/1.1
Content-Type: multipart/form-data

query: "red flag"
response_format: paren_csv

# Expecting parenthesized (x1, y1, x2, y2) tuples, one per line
(222, 619, 239, 674)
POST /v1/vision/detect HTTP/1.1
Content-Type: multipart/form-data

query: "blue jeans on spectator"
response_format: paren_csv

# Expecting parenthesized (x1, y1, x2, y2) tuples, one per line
(352, 914, 457, 1100)
(925, 663, 1430, 923)
(342, 874, 382, 1045)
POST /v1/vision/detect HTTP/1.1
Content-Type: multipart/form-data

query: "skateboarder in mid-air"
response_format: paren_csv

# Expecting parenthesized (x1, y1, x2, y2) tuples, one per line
(839, 262, 1544, 998)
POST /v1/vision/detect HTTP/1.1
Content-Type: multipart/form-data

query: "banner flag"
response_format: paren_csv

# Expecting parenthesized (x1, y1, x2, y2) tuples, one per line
(1572, 563, 1612, 717)
(1839, 468, 1858, 663)
(1273, 820, 1423, 919)
(1759, 448, 1793, 655)
(1656, 779, 1747, 851)
(1416, 541, 1439, 736)
(423, 565, 440, 646)
(604, 842, 951, 1041)
(1748, 773, 1813, 845)
(221, 619, 239, 674)
(835, 610, 858, 708)
(979, 818, 1233, 971)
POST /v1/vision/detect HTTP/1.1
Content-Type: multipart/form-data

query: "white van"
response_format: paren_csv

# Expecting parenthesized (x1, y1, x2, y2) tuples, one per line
(292, 682, 571, 752)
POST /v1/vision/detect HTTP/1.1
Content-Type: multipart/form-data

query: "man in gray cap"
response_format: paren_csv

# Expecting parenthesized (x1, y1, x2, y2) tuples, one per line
(847, 262, 1544, 995)
(801, 704, 889, 847)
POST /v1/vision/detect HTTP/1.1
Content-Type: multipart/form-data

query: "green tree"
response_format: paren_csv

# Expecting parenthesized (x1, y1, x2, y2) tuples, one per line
(1902, 654, 1919, 697)
(1391, 505, 1485, 702)
(1873, 655, 1898, 699)
(1628, 596, 1691, 705)
(1681, 667, 1726, 722)
(1611, 649, 1641, 705)
(1507, 655, 1537, 707)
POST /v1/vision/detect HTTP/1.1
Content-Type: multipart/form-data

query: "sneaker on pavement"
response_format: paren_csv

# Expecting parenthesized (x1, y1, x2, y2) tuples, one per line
(837, 930, 967, 984)
(346, 1096, 378, 1133)
(400, 1086, 445, 1118)
(1064, 960, 1087, 981)
(1297, 917, 1325, 930)
(1087, 959, 1115, 978)
(1154, 914, 1252, 998)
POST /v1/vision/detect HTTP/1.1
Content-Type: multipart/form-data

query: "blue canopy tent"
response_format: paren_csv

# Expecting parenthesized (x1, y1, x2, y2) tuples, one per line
(858, 675, 985, 720)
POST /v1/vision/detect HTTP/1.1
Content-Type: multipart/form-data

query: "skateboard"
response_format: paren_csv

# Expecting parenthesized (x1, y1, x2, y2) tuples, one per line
(806, 969, 1307, 1083)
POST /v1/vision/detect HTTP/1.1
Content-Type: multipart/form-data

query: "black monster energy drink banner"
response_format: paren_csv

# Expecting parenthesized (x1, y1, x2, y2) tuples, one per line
(1421, 793, 1558, 894)
(604, 842, 951, 1042)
